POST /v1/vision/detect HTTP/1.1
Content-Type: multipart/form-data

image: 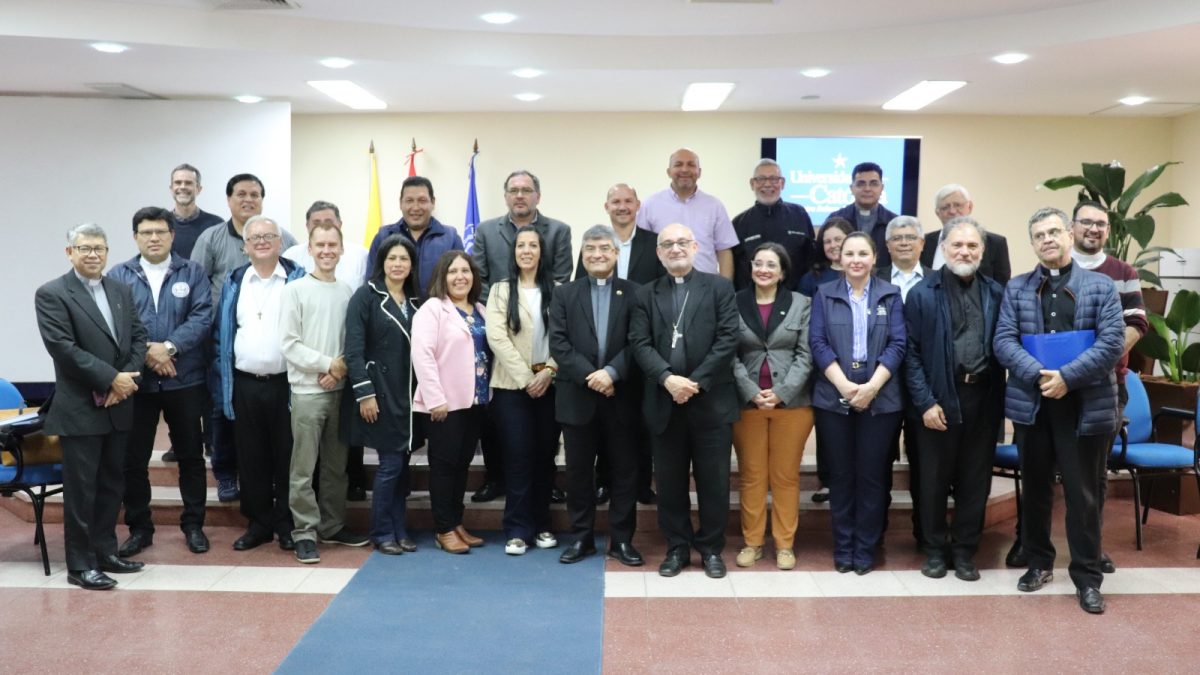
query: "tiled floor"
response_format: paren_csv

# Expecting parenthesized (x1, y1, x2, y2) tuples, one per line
(1, 493, 1197, 673)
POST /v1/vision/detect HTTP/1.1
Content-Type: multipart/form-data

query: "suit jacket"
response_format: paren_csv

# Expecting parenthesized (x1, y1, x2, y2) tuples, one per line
(472, 211, 573, 302)
(34, 271, 148, 436)
(484, 281, 559, 391)
(921, 230, 1012, 285)
(411, 296, 489, 413)
(574, 227, 666, 287)
(629, 270, 741, 434)
(549, 276, 639, 426)
(732, 289, 813, 408)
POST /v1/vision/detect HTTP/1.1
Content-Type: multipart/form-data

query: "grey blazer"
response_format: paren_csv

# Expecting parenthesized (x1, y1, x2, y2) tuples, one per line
(472, 211, 573, 303)
(731, 289, 813, 408)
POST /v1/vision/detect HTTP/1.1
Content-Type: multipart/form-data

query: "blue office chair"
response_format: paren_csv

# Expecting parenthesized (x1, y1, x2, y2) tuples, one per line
(0, 378, 23, 410)
(1112, 371, 1200, 554)
(992, 443, 1022, 551)
(0, 383, 63, 575)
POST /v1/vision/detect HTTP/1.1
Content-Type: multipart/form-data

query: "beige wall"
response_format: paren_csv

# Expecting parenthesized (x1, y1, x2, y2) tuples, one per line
(292, 112, 1178, 274)
(1170, 108, 1200, 249)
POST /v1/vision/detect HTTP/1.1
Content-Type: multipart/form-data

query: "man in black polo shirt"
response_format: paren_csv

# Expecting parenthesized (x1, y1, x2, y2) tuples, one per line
(731, 159, 815, 292)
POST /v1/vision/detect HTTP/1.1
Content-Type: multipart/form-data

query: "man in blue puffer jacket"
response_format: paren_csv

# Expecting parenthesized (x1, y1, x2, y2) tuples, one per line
(108, 207, 213, 556)
(993, 207, 1124, 615)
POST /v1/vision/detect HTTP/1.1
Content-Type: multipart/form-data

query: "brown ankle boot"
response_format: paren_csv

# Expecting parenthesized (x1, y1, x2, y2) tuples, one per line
(435, 530, 470, 554)
(455, 525, 484, 548)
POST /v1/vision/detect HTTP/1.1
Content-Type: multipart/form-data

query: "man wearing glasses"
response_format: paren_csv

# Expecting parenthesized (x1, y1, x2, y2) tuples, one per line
(994, 207, 1124, 614)
(629, 223, 740, 579)
(35, 224, 148, 589)
(826, 162, 899, 268)
(920, 184, 1012, 284)
(213, 216, 306, 552)
(731, 158, 815, 292)
(192, 174, 296, 503)
(878, 216, 929, 302)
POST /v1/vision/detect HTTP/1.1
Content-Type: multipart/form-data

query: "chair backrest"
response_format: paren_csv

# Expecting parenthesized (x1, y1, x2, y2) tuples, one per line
(1124, 371, 1152, 444)
(0, 378, 24, 410)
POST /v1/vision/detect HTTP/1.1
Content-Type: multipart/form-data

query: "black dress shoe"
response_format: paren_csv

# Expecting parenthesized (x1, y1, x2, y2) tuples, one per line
(921, 555, 948, 579)
(835, 561, 854, 573)
(854, 564, 873, 576)
(607, 542, 644, 567)
(278, 534, 296, 551)
(658, 546, 691, 577)
(375, 541, 405, 555)
(702, 553, 727, 579)
(953, 557, 980, 582)
(398, 538, 418, 552)
(118, 531, 153, 558)
(594, 486, 610, 505)
(1017, 568, 1053, 592)
(99, 554, 145, 574)
(637, 488, 657, 505)
(233, 531, 272, 551)
(185, 529, 209, 554)
(1005, 541, 1028, 568)
(68, 569, 117, 590)
(1100, 553, 1116, 574)
(559, 540, 598, 564)
(346, 486, 368, 502)
(1077, 586, 1106, 614)
(471, 481, 504, 503)
(550, 487, 567, 504)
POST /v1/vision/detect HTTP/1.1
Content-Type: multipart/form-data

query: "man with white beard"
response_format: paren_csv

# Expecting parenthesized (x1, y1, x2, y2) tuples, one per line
(902, 217, 1006, 582)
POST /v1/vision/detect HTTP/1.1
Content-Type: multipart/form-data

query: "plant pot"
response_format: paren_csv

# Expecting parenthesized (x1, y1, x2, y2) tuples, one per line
(1130, 287, 1169, 375)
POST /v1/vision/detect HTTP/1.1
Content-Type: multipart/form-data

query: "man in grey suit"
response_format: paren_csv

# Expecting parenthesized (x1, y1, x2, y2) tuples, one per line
(470, 169, 573, 503)
(34, 223, 149, 590)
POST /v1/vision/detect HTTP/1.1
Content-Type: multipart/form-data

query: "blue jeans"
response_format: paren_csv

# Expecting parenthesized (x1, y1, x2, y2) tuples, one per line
(370, 446, 411, 543)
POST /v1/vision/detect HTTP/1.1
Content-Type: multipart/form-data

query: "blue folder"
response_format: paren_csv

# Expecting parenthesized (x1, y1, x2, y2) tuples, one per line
(1021, 330, 1095, 370)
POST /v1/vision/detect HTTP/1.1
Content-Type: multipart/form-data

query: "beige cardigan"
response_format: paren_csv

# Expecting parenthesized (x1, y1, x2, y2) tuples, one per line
(485, 281, 558, 391)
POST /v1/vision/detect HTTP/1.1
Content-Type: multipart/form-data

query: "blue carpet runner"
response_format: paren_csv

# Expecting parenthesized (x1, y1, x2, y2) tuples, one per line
(277, 531, 605, 674)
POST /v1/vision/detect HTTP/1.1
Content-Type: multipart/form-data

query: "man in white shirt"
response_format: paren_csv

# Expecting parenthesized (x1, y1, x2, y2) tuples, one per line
(880, 216, 929, 302)
(282, 223, 369, 563)
(283, 200, 367, 291)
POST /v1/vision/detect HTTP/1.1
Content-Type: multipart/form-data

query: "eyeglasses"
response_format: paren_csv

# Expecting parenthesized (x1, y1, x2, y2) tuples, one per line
(1031, 227, 1066, 242)
(888, 234, 921, 243)
(752, 176, 784, 184)
(657, 239, 694, 251)
(136, 229, 171, 239)
(583, 245, 615, 254)
(246, 233, 280, 244)
(853, 180, 882, 189)
(73, 245, 108, 255)
(505, 187, 537, 196)
(936, 201, 969, 213)
(1074, 218, 1109, 230)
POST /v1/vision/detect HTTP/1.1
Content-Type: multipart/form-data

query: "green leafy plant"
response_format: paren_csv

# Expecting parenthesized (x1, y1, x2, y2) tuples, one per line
(1136, 289, 1200, 382)
(1042, 161, 1187, 287)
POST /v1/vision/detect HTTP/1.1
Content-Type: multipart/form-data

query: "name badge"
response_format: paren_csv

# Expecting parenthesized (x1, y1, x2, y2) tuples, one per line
(744, 234, 762, 242)
(171, 281, 190, 298)
(876, 305, 887, 317)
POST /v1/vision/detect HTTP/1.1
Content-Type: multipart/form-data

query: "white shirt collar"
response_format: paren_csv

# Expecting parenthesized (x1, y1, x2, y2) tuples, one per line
(1070, 249, 1106, 270)
(73, 270, 102, 287)
(139, 256, 171, 272)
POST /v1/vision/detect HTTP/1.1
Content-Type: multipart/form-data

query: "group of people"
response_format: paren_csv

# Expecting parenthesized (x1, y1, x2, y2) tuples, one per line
(34, 151, 1142, 615)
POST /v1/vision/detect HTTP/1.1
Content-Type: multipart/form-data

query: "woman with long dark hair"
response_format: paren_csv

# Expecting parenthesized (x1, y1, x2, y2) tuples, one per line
(412, 251, 491, 554)
(343, 235, 420, 554)
(798, 217, 853, 297)
(485, 226, 560, 556)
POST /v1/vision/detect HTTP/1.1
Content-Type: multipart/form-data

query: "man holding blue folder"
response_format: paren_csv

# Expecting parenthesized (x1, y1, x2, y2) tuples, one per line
(994, 207, 1124, 614)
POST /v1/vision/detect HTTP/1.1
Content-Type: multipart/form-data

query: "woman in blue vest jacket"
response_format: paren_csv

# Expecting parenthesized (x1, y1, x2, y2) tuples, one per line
(809, 231, 906, 574)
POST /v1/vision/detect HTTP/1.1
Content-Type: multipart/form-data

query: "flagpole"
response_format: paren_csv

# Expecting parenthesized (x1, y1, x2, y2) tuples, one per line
(463, 139, 480, 253)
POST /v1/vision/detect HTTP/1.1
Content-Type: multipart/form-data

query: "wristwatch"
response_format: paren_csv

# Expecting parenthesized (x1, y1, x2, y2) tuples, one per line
(164, 341, 177, 357)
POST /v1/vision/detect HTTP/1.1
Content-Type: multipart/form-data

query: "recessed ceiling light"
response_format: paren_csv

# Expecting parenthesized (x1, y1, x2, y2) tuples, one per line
(233, 95, 263, 104)
(681, 82, 736, 111)
(1120, 95, 1150, 106)
(514, 92, 543, 102)
(512, 68, 544, 79)
(882, 80, 967, 111)
(800, 68, 830, 78)
(90, 42, 128, 54)
(307, 80, 387, 110)
(992, 52, 1028, 65)
(481, 12, 517, 24)
(320, 57, 354, 69)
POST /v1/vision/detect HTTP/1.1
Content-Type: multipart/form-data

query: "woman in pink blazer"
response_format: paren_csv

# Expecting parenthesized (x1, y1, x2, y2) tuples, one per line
(412, 251, 491, 554)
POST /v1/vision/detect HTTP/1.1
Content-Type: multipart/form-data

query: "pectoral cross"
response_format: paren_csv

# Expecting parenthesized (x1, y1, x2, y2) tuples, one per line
(671, 326, 682, 349)
(258, 312, 263, 320)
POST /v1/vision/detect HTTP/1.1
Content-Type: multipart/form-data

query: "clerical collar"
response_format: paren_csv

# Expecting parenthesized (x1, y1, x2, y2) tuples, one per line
(858, 206, 875, 217)
(1070, 249, 1106, 270)
(590, 275, 611, 287)
(73, 270, 102, 287)
(672, 270, 695, 284)
(1044, 261, 1074, 278)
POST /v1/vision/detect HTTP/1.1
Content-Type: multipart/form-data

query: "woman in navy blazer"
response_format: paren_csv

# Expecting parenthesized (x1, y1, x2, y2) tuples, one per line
(809, 232, 906, 574)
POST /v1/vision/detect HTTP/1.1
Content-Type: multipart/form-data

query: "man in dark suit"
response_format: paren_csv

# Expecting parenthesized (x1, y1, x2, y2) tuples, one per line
(575, 183, 665, 506)
(629, 223, 740, 579)
(919, 184, 1012, 285)
(34, 223, 149, 590)
(551, 225, 643, 567)
(826, 161, 900, 269)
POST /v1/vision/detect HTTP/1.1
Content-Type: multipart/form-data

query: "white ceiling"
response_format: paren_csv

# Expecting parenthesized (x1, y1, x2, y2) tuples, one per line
(3, 0, 1200, 115)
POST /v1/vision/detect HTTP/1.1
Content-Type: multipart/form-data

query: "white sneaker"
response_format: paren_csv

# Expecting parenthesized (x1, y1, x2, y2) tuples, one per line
(505, 538, 527, 555)
(535, 532, 558, 549)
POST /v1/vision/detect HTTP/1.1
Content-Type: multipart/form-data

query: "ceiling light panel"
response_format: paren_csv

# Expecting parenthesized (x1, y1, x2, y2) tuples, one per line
(681, 82, 735, 111)
(307, 80, 387, 110)
(882, 80, 966, 111)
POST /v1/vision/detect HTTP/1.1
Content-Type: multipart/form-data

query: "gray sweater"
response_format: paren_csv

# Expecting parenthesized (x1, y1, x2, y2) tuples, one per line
(192, 220, 298, 305)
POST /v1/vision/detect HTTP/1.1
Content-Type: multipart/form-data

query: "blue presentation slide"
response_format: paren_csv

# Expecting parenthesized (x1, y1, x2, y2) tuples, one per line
(774, 137, 908, 218)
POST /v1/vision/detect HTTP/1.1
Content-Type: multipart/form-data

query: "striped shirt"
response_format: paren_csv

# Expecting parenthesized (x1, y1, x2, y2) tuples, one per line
(1071, 250, 1147, 376)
